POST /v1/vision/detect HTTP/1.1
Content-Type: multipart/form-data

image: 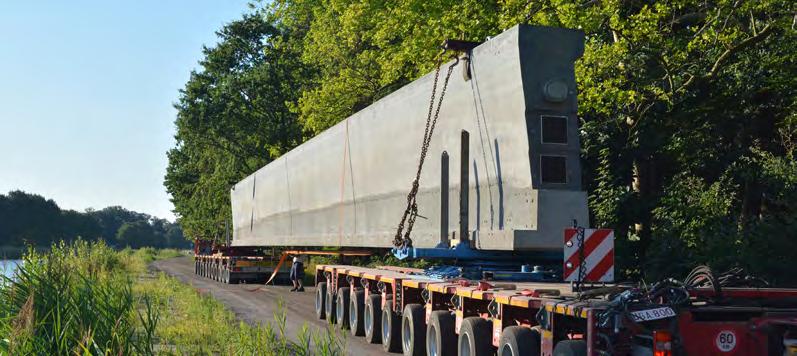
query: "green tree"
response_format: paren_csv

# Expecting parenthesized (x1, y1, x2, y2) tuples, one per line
(165, 10, 308, 240)
(116, 220, 157, 248)
(0, 191, 66, 245)
(87, 206, 150, 242)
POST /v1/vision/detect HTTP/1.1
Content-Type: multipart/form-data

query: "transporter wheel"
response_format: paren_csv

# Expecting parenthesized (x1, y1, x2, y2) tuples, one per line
(349, 289, 365, 336)
(336, 287, 351, 330)
(223, 268, 230, 284)
(401, 303, 426, 356)
(316, 282, 327, 320)
(458, 317, 495, 356)
(325, 286, 337, 323)
(426, 310, 456, 356)
(364, 294, 382, 344)
(194, 261, 198, 274)
(552, 340, 587, 356)
(199, 261, 205, 277)
(499, 326, 541, 356)
(381, 299, 401, 353)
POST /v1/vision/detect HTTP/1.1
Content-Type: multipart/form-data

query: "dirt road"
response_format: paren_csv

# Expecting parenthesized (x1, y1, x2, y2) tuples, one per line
(151, 256, 387, 355)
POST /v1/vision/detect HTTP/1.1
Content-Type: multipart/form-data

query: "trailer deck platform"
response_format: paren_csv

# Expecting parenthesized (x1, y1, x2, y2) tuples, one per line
(315, 264, 797, 356)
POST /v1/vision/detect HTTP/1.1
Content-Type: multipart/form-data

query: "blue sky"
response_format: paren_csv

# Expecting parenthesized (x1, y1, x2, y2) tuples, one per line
(0, 1, 253, 220)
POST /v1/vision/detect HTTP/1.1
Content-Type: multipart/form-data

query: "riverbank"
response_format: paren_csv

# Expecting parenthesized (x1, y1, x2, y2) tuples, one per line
(0, 241, 345, 355)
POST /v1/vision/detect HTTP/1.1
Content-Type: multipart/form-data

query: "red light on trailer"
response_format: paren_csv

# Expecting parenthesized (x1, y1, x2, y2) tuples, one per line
(653, 330, 672, 356)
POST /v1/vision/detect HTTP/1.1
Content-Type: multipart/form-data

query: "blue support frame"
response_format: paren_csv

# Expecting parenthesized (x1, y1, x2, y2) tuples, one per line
(392, 240, 508, 260)
(392, 240, 562, 282)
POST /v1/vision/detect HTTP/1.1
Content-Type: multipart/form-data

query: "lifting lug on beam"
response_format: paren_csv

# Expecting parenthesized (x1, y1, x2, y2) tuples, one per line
(441, 39, 481, 52)
(442, 39, 482, 81)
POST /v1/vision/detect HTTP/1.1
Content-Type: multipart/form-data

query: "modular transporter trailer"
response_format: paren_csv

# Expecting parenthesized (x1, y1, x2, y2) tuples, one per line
(193, 239, 291, 284)
(314, 264, 797, 356)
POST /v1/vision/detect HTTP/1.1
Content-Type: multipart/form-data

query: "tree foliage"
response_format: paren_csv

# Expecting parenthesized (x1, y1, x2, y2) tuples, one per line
(167, 0, 797, 283)
(165, 10, 309, 240)
(0, 190, 184, 249)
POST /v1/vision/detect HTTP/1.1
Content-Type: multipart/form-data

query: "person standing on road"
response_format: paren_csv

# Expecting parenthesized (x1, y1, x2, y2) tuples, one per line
(290, 256, 304, 292)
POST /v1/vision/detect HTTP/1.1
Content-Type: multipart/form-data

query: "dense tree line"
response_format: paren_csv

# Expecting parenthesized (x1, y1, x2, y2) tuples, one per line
(0, 190, 187, 249)
(166, 1, 796, 284)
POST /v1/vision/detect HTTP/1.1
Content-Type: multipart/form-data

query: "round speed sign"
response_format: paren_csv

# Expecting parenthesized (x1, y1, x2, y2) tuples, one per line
(715, 330, 737, 352)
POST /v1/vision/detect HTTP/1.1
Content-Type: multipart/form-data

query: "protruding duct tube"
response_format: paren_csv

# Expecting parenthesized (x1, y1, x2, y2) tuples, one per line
(459, 130, 470, 244)
(440, 151, 449, 247)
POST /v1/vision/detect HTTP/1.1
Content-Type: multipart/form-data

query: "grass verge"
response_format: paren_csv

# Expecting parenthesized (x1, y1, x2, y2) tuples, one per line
(0, 241, 346, 355)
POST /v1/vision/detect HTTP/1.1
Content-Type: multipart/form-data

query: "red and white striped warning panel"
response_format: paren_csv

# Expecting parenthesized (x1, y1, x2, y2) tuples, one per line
(563, 228, 614, 282)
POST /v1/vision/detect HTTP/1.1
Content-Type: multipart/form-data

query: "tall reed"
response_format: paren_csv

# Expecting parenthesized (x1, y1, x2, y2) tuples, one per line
(0, 240, 158, 355)
(0, 241, 345, 355)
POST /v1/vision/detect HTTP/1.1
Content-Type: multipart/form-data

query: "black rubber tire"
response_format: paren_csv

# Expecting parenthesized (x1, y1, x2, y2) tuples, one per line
(364, 294, 382, 344)
(194, 261, 198, 274)
(426, 310, 456, 356)
(499, 326, 541, 356)
(401, 303, 426, 356)
(553, 340, 587, 356)
(325, 285, 337, 323)
(458, 317, 495, 356)
(350, 289, 365, 336)
(382, 299, 401, 353)
(316, 282, 327, 320)
(337, 287, 351, 330)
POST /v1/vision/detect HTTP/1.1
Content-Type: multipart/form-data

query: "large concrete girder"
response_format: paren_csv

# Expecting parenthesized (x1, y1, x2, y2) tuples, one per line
(231, 25, 588, 251)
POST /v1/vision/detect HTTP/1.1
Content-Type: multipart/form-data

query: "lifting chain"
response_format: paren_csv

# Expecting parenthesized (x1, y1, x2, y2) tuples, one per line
(393, 51, 460, 249)
(575, 225, 587, 292)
